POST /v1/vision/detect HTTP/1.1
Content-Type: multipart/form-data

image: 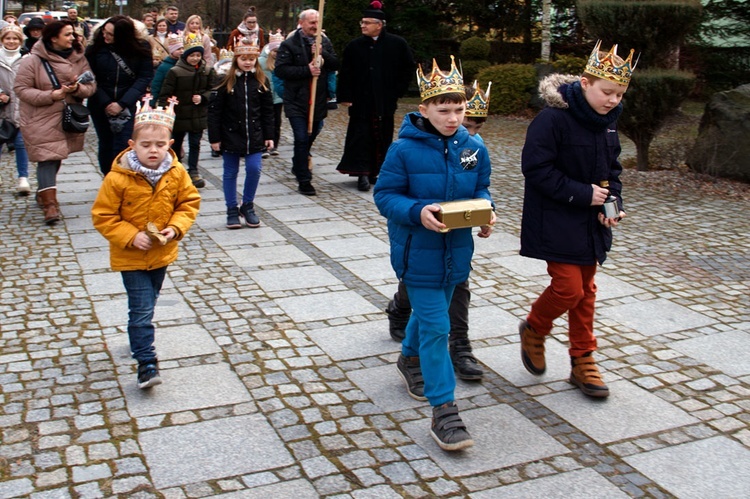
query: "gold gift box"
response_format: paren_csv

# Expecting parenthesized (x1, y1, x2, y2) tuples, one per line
(435, 199, 493, 233)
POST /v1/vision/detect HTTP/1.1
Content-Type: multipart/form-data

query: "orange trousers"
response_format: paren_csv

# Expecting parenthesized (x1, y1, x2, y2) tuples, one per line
(527, 261, 598, 357)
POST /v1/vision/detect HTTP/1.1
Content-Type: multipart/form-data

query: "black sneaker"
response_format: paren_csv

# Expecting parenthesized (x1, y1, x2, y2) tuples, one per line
(431, 402, 474, 451)
(357, 175, 370, 191)
(239, 202, 260, 228)
(137, 360, 162, 389)
(385, 300, 410, 342)
(396, 354, 427, 401)
(226, 206, 242, 230)
(298, 181, 317, 196)
(450, 338, 484, 381)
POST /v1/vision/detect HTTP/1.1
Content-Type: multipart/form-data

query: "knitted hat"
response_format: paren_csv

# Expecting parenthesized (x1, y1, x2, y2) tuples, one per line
(182, 33, 204, 58)
(23, 17, 45, 38)
(0, 23, 25, 42)
(362, 1, 386, 20)
(166, 33, 183, 52)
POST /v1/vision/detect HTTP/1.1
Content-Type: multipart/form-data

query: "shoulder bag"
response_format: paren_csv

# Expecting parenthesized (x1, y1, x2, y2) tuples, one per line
(39, 56, 90, 134)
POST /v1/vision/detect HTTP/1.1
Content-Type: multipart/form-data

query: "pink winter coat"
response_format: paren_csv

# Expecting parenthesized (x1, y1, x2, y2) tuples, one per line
(14, 41, 96, 162)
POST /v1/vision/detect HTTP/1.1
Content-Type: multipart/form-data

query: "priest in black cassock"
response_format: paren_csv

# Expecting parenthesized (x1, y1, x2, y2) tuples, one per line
(336, 1, 415, 191)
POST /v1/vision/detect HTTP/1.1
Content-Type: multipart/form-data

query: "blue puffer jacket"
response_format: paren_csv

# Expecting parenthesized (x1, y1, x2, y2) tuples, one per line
(374, 112, 493, 288)
(520, 74, 624, 266)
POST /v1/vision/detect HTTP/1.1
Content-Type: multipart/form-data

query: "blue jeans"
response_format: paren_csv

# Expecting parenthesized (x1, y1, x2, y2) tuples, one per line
(121, 266, 167, 363)
(402, 284, 456, 407)
(222, 151, 262, 208)
(288, 116, 323, 183)
(1, 130, 29, 178)
(172, 130, 203, 172)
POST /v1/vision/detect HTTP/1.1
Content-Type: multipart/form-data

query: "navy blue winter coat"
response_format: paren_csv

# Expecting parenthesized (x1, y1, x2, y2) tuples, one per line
(520, 74, 624, 266)
(374, 112, 493, 288)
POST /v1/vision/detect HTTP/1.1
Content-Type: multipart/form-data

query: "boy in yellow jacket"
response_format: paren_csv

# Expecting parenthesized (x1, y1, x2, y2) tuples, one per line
(92, 95, 201, 389)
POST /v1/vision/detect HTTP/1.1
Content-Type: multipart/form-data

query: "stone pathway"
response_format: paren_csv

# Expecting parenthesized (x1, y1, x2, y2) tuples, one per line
(1, 107, 749, 498)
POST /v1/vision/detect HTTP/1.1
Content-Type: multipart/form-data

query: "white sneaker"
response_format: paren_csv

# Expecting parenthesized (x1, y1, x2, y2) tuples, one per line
(17, 177, 30, 196)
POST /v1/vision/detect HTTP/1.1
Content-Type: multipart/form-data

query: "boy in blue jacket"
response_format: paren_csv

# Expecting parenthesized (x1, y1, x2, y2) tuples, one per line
(374, 57, 494, 452)
(518, 41, 632, 399)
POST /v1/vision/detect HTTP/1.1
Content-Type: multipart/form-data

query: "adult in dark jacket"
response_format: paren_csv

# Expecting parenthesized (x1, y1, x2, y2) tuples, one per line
(85, 16, 153, 174)
(336, 1, 415, 191)
(22, 17, 45, 52)
(274, 8, 339, 196)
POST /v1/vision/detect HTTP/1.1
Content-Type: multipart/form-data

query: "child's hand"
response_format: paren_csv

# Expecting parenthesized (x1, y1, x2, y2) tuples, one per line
(132, 232, 153, 251)
(590, 184, 608, 206)
(161, 227, 177, 242)
(477, 211, 496, 238)
(264, 139, 274, 150)
(598, 211, 625, 228)
(192, 94, 201, 105)
(210, 142, 220, 151)
(421, 204, 446, 233)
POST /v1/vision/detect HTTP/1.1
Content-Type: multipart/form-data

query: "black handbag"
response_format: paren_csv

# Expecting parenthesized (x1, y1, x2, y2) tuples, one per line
(39, 56, 90, 134)
(0, 119, 18, 144)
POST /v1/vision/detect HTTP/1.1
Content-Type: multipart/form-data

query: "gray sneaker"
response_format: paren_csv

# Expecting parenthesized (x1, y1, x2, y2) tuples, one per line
(396, 354, 427, 401)
(137, 360, 162, 389)
(431, 401, 474, 451)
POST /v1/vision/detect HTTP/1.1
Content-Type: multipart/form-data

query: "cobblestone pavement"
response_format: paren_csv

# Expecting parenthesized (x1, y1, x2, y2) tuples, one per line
(1, 104, 749, 498)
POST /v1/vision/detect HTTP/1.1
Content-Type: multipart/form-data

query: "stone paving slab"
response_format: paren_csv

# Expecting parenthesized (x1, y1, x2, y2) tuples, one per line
(274, 290, 381, 323)
(226, 244, 312, 267)
(401, 405, 569, 477)
(251, 266, 343, 292)
(624, 436, 750, 498)
(669, 330, 750, 377)
(599, 298, 716, 336)
(207, 226, 287, 247)
(475, 338, 572, 387)
(307, 320, 398, 361)
(537, 379, 698, 444)
(214, 479, 319, 498)
(106, 324, 222, 364)
(119, 363, 251, 418)
(470, 468, 630, 498)
(139, 414, 294, 489)
(491, 254, 548, 277)
(93, 292, 195, 327)
(311, 235, 391, 259)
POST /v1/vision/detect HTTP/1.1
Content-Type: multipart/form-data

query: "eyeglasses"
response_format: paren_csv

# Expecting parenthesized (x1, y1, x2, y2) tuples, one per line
(359, 20, 380, 26)
(245, 20, 257, 25)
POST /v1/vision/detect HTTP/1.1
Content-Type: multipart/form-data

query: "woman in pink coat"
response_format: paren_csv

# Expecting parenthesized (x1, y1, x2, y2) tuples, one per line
(14, 20, 96, 225)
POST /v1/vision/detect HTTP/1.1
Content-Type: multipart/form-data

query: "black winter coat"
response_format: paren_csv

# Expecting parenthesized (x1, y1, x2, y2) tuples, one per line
(337, 31, 414, 118)
(520, 74, 623, 266)
(157, 58, 214, 134)
(85, 43, 153, 111)
(275, 29, 339, 121)
(208, 71, 274, 155)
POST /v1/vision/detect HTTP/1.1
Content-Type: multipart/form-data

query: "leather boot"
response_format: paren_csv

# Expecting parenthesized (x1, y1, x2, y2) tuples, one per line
(38, 187, 60, 225)
(450, 338, 484, 381)
(570, 352, 609, 398)
(519, 320, 546, 374)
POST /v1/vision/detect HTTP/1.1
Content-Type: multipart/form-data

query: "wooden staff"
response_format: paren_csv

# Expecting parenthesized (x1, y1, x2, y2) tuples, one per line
(308, 0, 325, 134)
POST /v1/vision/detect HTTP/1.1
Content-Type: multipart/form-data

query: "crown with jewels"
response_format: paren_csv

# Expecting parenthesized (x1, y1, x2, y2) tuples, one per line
(584, 40, 638, 86)
(234, 36, 259, 56)
(0, 23, 24, 41)
(134, 94, 177, 131)
(465, 80, 492, 118)
(183, 33, 203, 52)
(417, 55, 464, 102)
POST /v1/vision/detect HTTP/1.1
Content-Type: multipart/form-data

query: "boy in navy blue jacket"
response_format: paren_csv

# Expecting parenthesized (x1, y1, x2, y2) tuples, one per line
(518, 41, 632, 399)
(374, 57, 494, 452)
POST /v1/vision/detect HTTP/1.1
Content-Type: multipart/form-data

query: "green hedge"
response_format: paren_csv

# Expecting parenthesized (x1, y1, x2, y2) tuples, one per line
(476, 64, 537, 115)
(460, 37, 491, 60)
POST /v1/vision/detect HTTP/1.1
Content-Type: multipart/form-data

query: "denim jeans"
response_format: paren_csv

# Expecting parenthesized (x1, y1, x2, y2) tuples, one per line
(121, 266, 167, 363)
(172, 130, 203, 171)
(287, 116, 323, 183)
(402, 284, 456, 407)
(222, 151, 262, 208)
(1, 130, 29, 178)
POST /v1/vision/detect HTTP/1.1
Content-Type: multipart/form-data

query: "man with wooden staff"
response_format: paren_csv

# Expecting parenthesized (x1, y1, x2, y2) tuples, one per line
(275, 8, 339, 196)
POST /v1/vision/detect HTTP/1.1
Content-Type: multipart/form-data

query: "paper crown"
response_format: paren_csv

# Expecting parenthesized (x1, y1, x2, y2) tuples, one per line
(166, 33, 183, 50)
(417, 55, 464, 102)
(0, 23, 24, 41)
(234, 36, 259, 56)
(134, 94, 177, 130)
(218, 48, 233, 62)
(465, 80, 492, 118)
(584, 40, 638, 86)
(183, 33, 203, 52)
(268, 29, 284, 44)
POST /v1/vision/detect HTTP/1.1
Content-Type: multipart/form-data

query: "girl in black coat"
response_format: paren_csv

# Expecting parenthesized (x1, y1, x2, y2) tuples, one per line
(208, 41, 274, 230)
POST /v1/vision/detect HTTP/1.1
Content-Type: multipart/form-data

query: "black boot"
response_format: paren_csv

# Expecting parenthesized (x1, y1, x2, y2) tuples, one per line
(385, 299, 410, 342)
(450, 338, 484, 381)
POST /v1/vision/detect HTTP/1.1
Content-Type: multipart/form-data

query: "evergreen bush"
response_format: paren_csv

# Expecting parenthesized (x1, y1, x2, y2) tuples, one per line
(476, 64, 537, 115)
(460, 37, 491, 60)
(462, 60, 491, 82)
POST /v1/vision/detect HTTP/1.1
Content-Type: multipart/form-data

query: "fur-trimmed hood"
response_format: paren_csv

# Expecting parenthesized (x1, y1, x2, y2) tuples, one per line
(538, 73, 579, 109)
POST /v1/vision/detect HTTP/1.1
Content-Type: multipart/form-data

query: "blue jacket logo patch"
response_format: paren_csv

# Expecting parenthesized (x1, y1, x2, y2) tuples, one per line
(460, 149, 479, 170)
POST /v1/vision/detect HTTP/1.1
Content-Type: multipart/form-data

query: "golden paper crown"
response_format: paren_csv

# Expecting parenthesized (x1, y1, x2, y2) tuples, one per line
(218, 48, 233, 62)
(134, 94, 177, 130)
(183, 33, 203, 52)
(0, 23, 24, 41)
(268, 30, 284, 44)
(585, 40, 638, 86)
(234, 36, 259, 56)
(417, 55, 464, 102)
(465, 80, 492, 118)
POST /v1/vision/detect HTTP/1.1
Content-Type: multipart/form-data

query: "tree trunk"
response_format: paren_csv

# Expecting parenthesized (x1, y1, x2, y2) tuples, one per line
(635, 136, 652, 172)
(541, 0, 551, 62)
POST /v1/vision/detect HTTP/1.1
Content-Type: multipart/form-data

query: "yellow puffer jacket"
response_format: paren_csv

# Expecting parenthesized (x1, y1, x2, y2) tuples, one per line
(92, 149, 201, 271)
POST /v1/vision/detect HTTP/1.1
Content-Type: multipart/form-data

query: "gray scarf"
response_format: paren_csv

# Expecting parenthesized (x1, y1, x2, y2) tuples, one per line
(126, 150, 173, 186)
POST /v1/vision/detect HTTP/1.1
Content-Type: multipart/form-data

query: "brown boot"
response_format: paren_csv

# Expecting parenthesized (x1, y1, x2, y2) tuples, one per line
(38, 187, 60, 225)
(570, 352, 609, 398)
(519, 320, 546, 374)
